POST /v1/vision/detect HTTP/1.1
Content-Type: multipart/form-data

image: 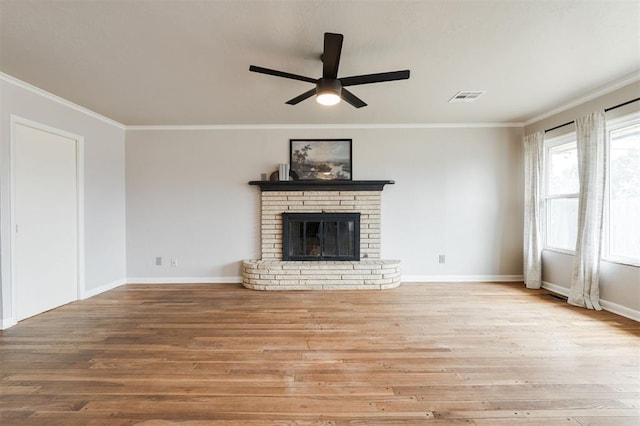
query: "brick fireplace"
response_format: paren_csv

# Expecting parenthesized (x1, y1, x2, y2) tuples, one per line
(242, 180, 401, 290)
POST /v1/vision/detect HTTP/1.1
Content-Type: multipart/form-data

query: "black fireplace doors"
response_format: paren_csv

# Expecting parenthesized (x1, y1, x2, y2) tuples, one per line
(282, 212, 360, 261)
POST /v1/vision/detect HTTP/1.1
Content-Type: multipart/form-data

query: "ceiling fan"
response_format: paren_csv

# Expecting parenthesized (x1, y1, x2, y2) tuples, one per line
(249, 32, 410, 108)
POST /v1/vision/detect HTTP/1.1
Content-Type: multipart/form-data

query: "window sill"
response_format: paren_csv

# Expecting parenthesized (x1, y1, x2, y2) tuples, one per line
(543, 247, 575, 256)
(543, 249, 640, 268)
(602, 257, 640, 268)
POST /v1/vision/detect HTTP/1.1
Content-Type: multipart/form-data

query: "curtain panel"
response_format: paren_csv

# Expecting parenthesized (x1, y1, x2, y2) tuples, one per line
(569, 111, 607, 310)
(523, 131, 544, 289)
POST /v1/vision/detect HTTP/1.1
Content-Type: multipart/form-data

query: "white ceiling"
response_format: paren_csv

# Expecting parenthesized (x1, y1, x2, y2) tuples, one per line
(1, 0, 639, 126)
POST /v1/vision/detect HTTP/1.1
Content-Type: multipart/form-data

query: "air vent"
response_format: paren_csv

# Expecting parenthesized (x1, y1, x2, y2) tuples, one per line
(449, 91, 486, 103)
(545, 293, 568, 302)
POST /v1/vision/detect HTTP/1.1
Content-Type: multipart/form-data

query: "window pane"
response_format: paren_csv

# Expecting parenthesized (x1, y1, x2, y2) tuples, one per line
(546, 198, 578, 251)
(547, 142, 579, 195)
(609, 123, 640, 261)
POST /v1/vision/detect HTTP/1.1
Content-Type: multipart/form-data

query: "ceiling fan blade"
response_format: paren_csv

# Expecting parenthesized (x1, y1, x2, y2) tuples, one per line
(249, 65, 317, 84)
(340, 70, 410, 87)
(322, 33, 343, 79)
(285, 88, 317, 105)
(341, 88, 367, 108)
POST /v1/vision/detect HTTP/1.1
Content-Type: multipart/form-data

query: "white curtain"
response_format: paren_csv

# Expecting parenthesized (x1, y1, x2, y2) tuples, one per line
(523, 131, 544, 289)
(569, 111, 607, 310)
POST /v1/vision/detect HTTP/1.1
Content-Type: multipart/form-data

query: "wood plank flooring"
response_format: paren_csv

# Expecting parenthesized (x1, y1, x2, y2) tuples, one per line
(1, 282, 638, 425)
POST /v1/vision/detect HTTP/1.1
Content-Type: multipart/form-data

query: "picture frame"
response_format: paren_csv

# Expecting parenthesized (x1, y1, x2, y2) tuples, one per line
(290, 139, 352, 181)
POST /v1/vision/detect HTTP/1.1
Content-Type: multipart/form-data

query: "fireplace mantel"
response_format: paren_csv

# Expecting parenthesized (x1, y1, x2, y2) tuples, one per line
(248, 180, 394, 191)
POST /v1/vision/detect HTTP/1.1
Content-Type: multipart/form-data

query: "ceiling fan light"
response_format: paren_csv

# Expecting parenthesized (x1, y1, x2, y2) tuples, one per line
(316, 78, 342, 106)
(316, 92, 341, 106)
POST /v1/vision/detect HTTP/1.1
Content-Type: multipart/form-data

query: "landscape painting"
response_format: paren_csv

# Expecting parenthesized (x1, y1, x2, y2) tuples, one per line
(290, 139, 352, 181)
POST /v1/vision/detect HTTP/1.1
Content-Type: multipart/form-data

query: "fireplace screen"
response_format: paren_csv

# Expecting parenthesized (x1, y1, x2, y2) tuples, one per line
(282, 212, 360, 261)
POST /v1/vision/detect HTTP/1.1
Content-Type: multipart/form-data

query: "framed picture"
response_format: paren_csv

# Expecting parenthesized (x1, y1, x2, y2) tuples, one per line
(290, 139, 352, 181)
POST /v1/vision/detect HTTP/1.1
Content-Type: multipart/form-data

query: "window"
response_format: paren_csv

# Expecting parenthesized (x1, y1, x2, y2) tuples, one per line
(543, 112, 640, 265)
(605, 114, 640, 265)
(544, 134, 579, 252)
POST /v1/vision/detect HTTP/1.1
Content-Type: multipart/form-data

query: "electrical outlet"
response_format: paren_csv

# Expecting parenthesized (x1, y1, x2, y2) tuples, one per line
(438, 254, 446, 264)
(170, 258, 178, 267)
(155, 256, 162, 266)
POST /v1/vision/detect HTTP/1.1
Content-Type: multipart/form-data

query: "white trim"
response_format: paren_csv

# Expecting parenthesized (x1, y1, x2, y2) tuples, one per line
(543, 135, 579, 253)
(402, 275, 524, 283)
(542, 281, 640, 322)
(76, 133, 86, 301)
(606, 110, 640, 127)
(126, 277, 242, 284)
(524, 72, 640, 126)
(0, 72, 126, 130)
(541, 280, 570, 297)
(601, 256, 640, 268)
(127, 122, 524, 131)
(1, 317, 18, 330)
(603, 115, 640, 267)
(600, 299, 640, 322)
(545, 193, 579, 200)
(543, 247, 576, 257)
(9, 115, 86, 321)
(80, 278, 127, 300)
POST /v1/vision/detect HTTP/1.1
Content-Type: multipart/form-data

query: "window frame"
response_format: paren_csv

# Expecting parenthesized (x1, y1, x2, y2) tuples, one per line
(542, 112, 640, 267)
(543, 133, 579, 255)
(602, 112, 640, 267)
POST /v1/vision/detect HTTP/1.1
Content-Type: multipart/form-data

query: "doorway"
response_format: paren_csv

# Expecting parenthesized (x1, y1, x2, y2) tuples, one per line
(11, 117, 84, 321)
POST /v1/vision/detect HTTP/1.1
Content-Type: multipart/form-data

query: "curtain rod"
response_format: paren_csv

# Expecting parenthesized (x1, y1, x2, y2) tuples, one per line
(544, 97, 640, 133)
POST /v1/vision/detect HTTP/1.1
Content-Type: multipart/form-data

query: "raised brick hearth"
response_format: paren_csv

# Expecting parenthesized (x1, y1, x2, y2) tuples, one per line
(243, 181, 400, 290)
(242, 259, 401, 290)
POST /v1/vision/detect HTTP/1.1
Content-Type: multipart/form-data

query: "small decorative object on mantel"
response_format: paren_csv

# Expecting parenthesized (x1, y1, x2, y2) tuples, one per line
(290, 139, 352, 181)
(269, 169, 299, 181)
(278, 163, 290, 181)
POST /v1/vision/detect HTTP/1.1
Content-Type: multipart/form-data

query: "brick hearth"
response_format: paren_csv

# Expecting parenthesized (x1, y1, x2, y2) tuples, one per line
(243, 182, 400, 290)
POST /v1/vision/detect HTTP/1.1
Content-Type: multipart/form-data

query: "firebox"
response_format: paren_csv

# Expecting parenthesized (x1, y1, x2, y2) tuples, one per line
(282, 212, 360, 261)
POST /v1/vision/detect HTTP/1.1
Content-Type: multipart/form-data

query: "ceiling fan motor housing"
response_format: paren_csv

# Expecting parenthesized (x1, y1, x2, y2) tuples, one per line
(316, 78, 342, 96)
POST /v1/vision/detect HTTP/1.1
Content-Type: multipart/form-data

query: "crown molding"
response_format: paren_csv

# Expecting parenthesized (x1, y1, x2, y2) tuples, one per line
(523, 72, 640, 127)
(126, 122, 523, 131)
(1, 72, 126, 130)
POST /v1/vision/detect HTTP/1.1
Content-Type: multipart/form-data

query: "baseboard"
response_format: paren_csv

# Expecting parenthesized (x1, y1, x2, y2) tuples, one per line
(81, 278, 127, 299)
(600, 299, 640, 322)
(1, 317, 17, 330)
(126, 276, 242, 284)
(541, 281, 570, 297)
(542, 281, 640, 322)
(80, 276, 242, 299)
(402, 274, 524, 283)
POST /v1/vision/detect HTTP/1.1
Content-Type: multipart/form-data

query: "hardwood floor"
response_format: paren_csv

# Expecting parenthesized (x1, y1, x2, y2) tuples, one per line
(1, 282, 638, 425)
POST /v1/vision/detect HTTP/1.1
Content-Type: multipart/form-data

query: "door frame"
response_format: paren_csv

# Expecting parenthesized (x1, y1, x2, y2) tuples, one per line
(9, 115, 85, 323)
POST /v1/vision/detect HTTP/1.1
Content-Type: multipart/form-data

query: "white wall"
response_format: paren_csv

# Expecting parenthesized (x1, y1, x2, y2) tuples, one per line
(125, 126, 524, 282)
(3, 69, 635, 324)
(525, 81, 640, 316)
(0, 75, 127, 326)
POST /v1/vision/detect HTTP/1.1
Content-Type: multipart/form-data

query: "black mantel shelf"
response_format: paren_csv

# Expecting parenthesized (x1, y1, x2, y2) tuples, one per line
(249, 180, 394, 191)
